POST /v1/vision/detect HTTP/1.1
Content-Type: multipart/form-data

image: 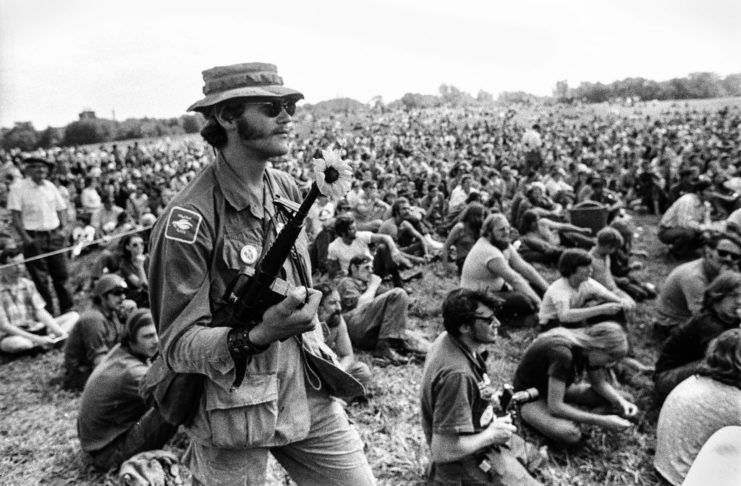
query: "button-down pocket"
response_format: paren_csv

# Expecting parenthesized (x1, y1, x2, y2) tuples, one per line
(204, 372, 278, 448)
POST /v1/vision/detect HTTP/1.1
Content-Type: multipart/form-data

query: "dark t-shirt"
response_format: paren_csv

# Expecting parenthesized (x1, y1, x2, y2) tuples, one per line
(655, 308, 740, 374)
(78, 344, 149, 452)
(420, 333, 493, 447)
(513, 334, 586, 398)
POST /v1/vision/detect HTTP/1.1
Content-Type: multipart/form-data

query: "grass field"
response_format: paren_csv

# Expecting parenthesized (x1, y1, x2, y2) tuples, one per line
(0, 213, 676, 485)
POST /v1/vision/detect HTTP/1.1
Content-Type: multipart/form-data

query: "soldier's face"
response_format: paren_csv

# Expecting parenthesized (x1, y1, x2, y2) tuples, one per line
(236, 102, 293, 158)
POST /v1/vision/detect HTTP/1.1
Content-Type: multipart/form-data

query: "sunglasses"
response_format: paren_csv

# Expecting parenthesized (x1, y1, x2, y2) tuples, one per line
(246, 99, 297, 117)
(108, 288, 127, 296)
(717, 249, 741, 261)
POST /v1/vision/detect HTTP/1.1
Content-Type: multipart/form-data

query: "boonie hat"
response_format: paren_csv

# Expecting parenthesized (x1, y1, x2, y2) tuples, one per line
(93, 274, 128, 297)
(188, 62, 304, 113)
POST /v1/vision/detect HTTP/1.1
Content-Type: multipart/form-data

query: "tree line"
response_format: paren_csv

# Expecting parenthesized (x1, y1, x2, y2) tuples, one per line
(2, 71, 740, 151)
(0, 115, 204, 152)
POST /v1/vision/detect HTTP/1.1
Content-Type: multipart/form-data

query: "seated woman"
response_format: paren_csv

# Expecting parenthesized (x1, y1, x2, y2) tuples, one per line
(653, 271, 741, 406)
(0, 245, 79, 354)
(441, 202, 486, 274)
(116, 234, 149, 308)
(513, 322, 638, 444)
(539, 249, 634, 332)
(654, 329, 741, 486)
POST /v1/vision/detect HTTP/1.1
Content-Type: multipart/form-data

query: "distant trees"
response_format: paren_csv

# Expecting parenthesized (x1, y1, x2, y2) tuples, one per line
(567, 72, 741, 103)
(400, 93, 441, 110)
(2, 70, 740, 151)
(1, 122, 39, 151)
(0, 115, 206, 151)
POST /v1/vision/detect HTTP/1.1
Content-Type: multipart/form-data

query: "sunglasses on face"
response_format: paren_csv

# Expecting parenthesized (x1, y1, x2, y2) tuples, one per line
(717, 249, 741, 261)
(108, 288, 127, 296)
(246, 99, 297, 117)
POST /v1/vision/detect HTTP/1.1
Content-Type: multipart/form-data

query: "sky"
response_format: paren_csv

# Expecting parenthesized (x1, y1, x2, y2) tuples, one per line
(1, 0, 739, 128)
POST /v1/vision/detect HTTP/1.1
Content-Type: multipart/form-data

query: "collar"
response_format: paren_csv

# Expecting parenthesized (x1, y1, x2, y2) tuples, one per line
(213, 152, 271, 218)
(701, 258, 720, 283)
(448, 333, 488, 375)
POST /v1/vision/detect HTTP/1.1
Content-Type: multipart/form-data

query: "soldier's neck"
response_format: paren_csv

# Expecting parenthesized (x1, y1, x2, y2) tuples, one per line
(219, 145, 268, 187)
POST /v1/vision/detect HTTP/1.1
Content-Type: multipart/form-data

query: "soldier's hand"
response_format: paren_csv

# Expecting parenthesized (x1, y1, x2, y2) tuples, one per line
(484, 414, 517, 447)
(255, 287, 322, 343)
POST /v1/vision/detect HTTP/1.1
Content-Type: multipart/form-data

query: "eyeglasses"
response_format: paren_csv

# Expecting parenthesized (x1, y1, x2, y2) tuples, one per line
(717, 249, 741, 261)
(108, 288, 127, 296)
(472, 314, 498, 325)
(245, 99, 297, 117)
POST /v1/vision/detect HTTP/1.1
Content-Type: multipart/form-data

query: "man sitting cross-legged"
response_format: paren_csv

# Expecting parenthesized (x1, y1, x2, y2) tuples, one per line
(0, 244, 79, 354)
(337, 254, 429, 364)
(78, 309, 178, 470)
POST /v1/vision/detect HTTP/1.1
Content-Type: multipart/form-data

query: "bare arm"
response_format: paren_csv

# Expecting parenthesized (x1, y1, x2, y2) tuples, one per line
(400, 221, 429, 255)
(541, 218, 591, 235)
(11, 211, 31, 244)
(554, 299, 622, 323)
(370, 233, 400, 256)
(588, 368, 638, 417)
(442, 224, 464, 266)
(430, 416, 516, 463)
(332, 316, 356, 371)
(356, 274, 382, 308)
(508, 250, 549, 293)
(487, 257, 541, 305)
(547, 376, 631, 429)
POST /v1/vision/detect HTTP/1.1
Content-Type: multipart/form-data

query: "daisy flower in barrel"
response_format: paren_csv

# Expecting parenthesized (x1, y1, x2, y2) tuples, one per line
(313, 148, 353, 200)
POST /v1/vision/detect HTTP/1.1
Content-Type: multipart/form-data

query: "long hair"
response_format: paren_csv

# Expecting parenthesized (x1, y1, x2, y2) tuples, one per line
(518, 209, 539, 235)
(702, 271, 741, 311)
(459, 202, 486, 238)
(697, 328, 741, 390)
(541, 322, 628, 362)
(481, 213, 508, 240)
(200, 99, 248, 149)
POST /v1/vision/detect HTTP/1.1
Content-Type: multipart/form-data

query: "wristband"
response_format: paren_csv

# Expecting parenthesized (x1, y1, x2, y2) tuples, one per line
(227, 327, 270, 359)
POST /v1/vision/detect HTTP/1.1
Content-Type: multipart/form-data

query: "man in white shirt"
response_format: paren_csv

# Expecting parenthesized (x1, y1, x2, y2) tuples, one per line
(521, 124, 543, 174)
(80, 176, 103, 216)
(7, 157, 73, 315)
(327, 214, 409, 286)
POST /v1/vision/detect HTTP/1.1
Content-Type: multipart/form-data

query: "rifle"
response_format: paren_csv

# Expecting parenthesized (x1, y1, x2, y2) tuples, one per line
(223, 167, 358, 392)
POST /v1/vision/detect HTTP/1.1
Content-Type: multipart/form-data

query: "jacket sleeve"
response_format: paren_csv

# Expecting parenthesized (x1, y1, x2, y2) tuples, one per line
(147, 204, 235, 386)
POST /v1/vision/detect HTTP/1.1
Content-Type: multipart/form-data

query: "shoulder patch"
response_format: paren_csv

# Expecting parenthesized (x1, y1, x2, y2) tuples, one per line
(165, 206, 202, 244)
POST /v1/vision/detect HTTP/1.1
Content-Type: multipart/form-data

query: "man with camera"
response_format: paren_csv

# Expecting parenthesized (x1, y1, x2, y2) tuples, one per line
(420, 288, 543, 485)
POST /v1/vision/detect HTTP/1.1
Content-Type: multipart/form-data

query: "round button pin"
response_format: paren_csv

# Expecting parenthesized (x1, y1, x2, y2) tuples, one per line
(240, 245, 258, 265)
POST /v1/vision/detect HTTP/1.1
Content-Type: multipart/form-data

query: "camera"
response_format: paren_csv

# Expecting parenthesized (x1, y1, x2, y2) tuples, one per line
(498, 384, 539, 415)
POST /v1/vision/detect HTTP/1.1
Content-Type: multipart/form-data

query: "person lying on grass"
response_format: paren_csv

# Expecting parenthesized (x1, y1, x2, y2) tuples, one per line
(513, 322, 638, 445)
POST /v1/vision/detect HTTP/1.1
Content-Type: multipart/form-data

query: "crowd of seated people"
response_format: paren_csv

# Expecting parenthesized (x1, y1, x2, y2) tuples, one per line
(0, 101, 740, 483)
